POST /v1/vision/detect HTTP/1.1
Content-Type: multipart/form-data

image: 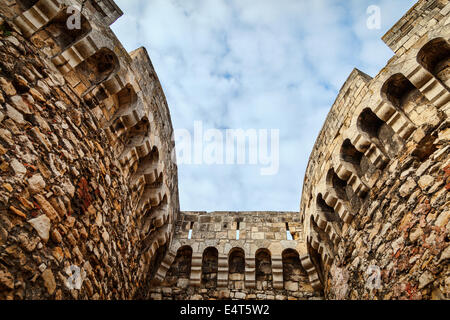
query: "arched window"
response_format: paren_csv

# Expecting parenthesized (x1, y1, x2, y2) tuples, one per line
(228, 248, 245, 290)
(116, 117, 151, 157)
(255, 249, 272, 290)
(381, 73, 417, 110)
(130, 146, 159, 187)
(340, 139, 364, 176)
(165, 246, 192, 287)
(107, 85, 138, 125)
(326, 169, 348, 201)
(282, 249, 308, 292)
(43, 10, 92, 55)
(202, 247, 218, 288)
(381, 73, 427, 126)
(326, 168, 362, 215)
(74, 47, 119, 91)
(357, 108, 402, 158)
(417, 38, 450, 87)
(317, 194, 342, 224)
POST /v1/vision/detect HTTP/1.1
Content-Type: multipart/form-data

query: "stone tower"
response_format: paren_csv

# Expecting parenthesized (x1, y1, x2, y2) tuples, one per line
(0, 0, 448, 300)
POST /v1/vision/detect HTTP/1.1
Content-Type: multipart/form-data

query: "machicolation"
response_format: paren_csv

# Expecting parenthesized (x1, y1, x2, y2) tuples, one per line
(0, 0, 448, 301)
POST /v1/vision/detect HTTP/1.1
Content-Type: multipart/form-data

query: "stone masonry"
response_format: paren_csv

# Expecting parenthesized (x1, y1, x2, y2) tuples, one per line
(150, 211, 321, 300)
(0, 0, 448, 300)
(300, 0, 450, 300)
(0, 0, 179, 300)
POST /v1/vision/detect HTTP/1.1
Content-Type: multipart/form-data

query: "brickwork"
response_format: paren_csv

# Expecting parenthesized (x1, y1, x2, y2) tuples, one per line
(150, 211, 322, 300)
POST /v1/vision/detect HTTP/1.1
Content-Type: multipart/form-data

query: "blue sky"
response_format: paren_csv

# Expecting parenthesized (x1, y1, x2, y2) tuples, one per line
(111, 0, 416, 212)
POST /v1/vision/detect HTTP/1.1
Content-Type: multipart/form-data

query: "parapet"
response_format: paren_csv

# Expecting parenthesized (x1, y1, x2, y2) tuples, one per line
(0, 0, 179, 299)
(300, 0, 450, 299)
(150, 211, 323, 300)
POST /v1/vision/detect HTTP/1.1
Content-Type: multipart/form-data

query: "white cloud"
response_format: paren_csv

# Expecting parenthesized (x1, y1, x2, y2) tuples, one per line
(112, 0, 416, 211)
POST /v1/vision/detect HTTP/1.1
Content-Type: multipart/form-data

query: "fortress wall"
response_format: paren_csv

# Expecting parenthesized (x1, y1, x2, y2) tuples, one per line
(149, 211, 323, 300)
(300, 0, 450, 300)
(0, 0, 179, 300)
(0, 0, 448, 302)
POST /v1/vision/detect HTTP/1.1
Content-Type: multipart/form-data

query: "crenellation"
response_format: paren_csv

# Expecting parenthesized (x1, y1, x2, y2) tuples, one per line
(300, 0, 449, 300)
(0, 0, 448, 301)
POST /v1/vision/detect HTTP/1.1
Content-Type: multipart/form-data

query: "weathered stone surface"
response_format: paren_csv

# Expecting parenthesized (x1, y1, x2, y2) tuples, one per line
(0, 0, 179, 301)
(10, 159, 26, 177)
(418, 175, 435, 191)
(27, 174, 46, 194)
(6, 104, 25, 125)
(235, 292, 246, 299)
(28, 215, 51, 242)
(0, 270, 14, 290)
(399, 178, 417, 197)
(297, 0, 449, 301)
(419, 271, 434, 289)
(41, 269, 56, 295)
(0, 0, 447, 302)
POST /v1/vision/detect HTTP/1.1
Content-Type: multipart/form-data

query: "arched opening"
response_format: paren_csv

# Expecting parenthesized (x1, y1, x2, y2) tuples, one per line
(74, 47, 119, 90)
(310, 216, 336, 267)
(255, 249, 272, 290)
(417, 38, 450, 87)
(228, 248, 245, 290)
(340, 139, 363, 176)
(357, 108, 403, 158)
(139, 194, 168, 237)
(317, 194, 342, 224)
(16, 0, 38, 11)
(136, 172, 164, 217)
(43, 10, 92, 55)
(381, 73, 427, 126)
(120, 117, 150, 144)
(341, 139, 375, 184)
(165, 246, 192, 288)
(130, 146, 159, 187)
(201, 247, 218, 288)
(149, 242, 169, 281)
(116, 117, 151, 158)
(326, 169, 348, 201)
(316, 194, 342, 246)
(282, 249, 308, 292)
(381, 73, 417, 109)
(326, 168, 362, 215)
(107, 85, 138, 124)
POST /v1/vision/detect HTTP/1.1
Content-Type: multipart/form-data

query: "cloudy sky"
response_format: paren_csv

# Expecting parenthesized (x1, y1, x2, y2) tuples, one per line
(111, 0, 416, 212)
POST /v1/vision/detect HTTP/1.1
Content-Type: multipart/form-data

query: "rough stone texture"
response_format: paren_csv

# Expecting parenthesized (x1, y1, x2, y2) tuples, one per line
(0, 0, 178, 300)
(0, 0, 448, 301)
(300, 0, 450, 300)
(149, 211, 322, 300)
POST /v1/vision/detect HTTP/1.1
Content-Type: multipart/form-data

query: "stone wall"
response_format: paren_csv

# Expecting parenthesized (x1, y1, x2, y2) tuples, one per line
(0, 0, 179, 300)
(149, 211, 323, 300)
(299, 0, 449, 300)
(0, 0, 448, 301)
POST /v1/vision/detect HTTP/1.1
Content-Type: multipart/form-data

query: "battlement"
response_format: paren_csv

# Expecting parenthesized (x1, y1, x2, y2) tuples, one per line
(0, 0, 178, 300)
(0, 0, 448, 301)
(148, 211, 322, 300)
(382, 0, 448, 54)
(300, 0, 450, 299)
